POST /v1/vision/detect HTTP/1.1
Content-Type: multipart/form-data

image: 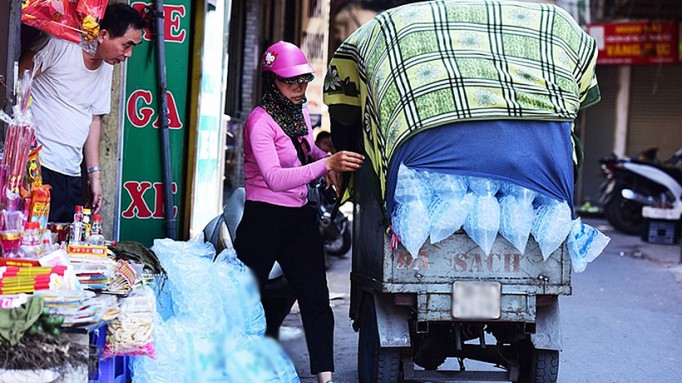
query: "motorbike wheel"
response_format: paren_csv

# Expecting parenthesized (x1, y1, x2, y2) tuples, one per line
(324, 223, 352, 257)
(358, 298, 402, 383)
(603, 187, 644, 235)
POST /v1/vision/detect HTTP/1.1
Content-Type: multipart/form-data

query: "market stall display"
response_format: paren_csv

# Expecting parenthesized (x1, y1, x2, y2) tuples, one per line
(0, 72, 160, 381)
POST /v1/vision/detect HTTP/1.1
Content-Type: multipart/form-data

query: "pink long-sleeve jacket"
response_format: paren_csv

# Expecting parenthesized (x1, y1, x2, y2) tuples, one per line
(242, 106, 329, 207)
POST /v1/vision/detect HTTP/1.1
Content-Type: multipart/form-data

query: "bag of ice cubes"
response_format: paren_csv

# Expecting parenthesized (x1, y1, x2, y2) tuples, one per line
(423, 171, 473, 244)
(392, 164, 432, 257)
(463, 177, 500, 256)
(499, 183, 536, 254)
(531, 196, 573, 261)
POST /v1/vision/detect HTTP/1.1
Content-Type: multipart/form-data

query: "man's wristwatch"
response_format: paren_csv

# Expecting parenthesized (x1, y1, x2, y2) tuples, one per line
(87, 165, 102, 174)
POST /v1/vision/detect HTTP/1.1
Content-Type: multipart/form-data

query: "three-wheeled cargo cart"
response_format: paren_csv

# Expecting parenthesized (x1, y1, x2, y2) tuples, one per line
(350, 163, 571, 383)
(322, 2, 601, 382)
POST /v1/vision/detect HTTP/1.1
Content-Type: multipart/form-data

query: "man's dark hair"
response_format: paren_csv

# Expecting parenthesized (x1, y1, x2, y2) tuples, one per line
(100, 3, 146, 38)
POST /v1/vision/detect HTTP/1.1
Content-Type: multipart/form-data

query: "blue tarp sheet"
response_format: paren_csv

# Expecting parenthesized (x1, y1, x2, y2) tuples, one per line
(386, 120, 575, 217)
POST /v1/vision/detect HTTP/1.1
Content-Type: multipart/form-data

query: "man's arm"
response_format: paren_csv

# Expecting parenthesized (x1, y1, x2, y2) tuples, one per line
(18, 50, 38, 77)
(84, 115, 103, 213)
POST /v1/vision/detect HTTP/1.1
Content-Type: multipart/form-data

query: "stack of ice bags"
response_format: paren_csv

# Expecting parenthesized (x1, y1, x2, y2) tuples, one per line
(391, 164, 610, 272)
(131, 236, 299, 382)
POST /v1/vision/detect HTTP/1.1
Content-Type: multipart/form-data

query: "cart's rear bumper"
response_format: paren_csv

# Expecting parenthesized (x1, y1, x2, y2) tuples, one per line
(352, 273, 569, 323)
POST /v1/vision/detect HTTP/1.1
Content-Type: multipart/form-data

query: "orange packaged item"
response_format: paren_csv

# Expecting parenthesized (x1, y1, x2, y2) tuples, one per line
(24, 145, 43, 190)
(29, 184, 51, 232)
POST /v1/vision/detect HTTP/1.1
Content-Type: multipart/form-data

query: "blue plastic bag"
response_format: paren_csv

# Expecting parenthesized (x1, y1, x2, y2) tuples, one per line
(224, 333, 300, 383)
(567, 218, 611, 272)
(131, 316, 189, 382)
(152, 236, 225, 329)
(215, 248, 266, 336)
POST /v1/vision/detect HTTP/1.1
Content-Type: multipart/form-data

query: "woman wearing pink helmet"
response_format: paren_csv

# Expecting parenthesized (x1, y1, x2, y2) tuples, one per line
(234, 41, 364, 383)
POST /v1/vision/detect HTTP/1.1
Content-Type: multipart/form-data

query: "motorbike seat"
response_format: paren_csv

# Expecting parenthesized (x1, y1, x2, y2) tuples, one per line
(223, 187, 246, 243)
(202, 187, 245, 255)
(203, 187, 287, 281)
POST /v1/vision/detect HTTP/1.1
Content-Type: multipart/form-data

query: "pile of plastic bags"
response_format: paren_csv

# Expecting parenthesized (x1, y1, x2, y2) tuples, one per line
(130, 236, 299, 382)
(391, 164, 609, 273)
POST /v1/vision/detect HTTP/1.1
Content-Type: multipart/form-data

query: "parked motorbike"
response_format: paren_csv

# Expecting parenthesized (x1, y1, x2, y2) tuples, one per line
(599, 147, 682, 235)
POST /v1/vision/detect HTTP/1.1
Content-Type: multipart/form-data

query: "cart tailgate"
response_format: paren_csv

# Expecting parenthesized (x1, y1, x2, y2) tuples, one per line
(384, 233, 570, 294)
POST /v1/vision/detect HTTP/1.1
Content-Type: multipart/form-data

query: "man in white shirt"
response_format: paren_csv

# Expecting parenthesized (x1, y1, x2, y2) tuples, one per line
(19, 3, 145, 222)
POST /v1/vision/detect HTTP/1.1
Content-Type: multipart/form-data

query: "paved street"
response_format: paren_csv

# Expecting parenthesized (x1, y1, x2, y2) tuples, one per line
(281, 216, 682, 383)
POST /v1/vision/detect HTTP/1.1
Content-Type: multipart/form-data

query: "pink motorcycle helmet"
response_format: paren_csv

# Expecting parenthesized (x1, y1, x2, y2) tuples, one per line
(261, 41, 315, 78)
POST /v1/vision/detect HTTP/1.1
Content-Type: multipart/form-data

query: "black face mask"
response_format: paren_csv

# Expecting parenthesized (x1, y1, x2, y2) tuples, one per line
(259, 72, 309, 138)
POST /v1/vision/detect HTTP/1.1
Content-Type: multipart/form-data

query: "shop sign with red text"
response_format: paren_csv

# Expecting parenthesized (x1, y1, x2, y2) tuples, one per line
(117, 0, 190, 246)
(587, 21, 679, 65)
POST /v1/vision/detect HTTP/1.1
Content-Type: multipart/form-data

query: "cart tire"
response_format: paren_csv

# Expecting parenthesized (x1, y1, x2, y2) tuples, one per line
(518, 344, 559, 383)
(358, 299, 401, 383)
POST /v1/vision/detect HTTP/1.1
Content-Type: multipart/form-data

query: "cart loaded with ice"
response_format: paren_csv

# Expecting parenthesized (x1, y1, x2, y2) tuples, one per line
(324, 1, 610, 382)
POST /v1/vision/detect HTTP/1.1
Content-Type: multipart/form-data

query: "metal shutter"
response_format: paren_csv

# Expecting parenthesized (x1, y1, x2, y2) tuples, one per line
(628, 66, 682, 160)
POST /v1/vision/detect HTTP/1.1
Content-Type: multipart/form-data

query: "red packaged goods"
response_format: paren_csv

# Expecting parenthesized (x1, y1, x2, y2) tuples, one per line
(21, 0, 108, 49)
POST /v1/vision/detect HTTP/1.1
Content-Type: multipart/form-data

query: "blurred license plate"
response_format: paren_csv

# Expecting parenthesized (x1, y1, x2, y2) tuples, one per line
(452, 281, 501, 319)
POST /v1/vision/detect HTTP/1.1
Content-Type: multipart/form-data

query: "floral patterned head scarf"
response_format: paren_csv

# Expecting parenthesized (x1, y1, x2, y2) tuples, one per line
(259, 72, 314, 137)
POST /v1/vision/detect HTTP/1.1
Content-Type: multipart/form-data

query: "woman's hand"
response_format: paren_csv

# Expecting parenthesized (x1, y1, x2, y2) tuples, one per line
(324, 150, 364, 172)
(324, 151, 364, 196)
(323, 172, 340, 197)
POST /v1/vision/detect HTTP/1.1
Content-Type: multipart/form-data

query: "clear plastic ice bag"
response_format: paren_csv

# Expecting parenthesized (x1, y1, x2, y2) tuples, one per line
(224, 333, 300, 383)
(423, 171, 472, 244)
(131, 316, 189, 382)
(499, 183, 536, 253)
(463, 177, 500, 255)
(392, 164, 432, 256)
(531, 197, 573, 261)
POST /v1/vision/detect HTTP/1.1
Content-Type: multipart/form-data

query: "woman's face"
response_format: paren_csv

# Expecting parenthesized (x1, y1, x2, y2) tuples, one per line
(275, 79, 308, 104)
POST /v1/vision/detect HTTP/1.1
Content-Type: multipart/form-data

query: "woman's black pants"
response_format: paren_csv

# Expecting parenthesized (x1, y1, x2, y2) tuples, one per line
(234, 200, 334, 374)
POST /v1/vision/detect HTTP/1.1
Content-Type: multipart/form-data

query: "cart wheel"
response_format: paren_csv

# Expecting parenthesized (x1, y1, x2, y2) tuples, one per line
(518, 342, 559, 383)
(358, 298, 401, 383)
